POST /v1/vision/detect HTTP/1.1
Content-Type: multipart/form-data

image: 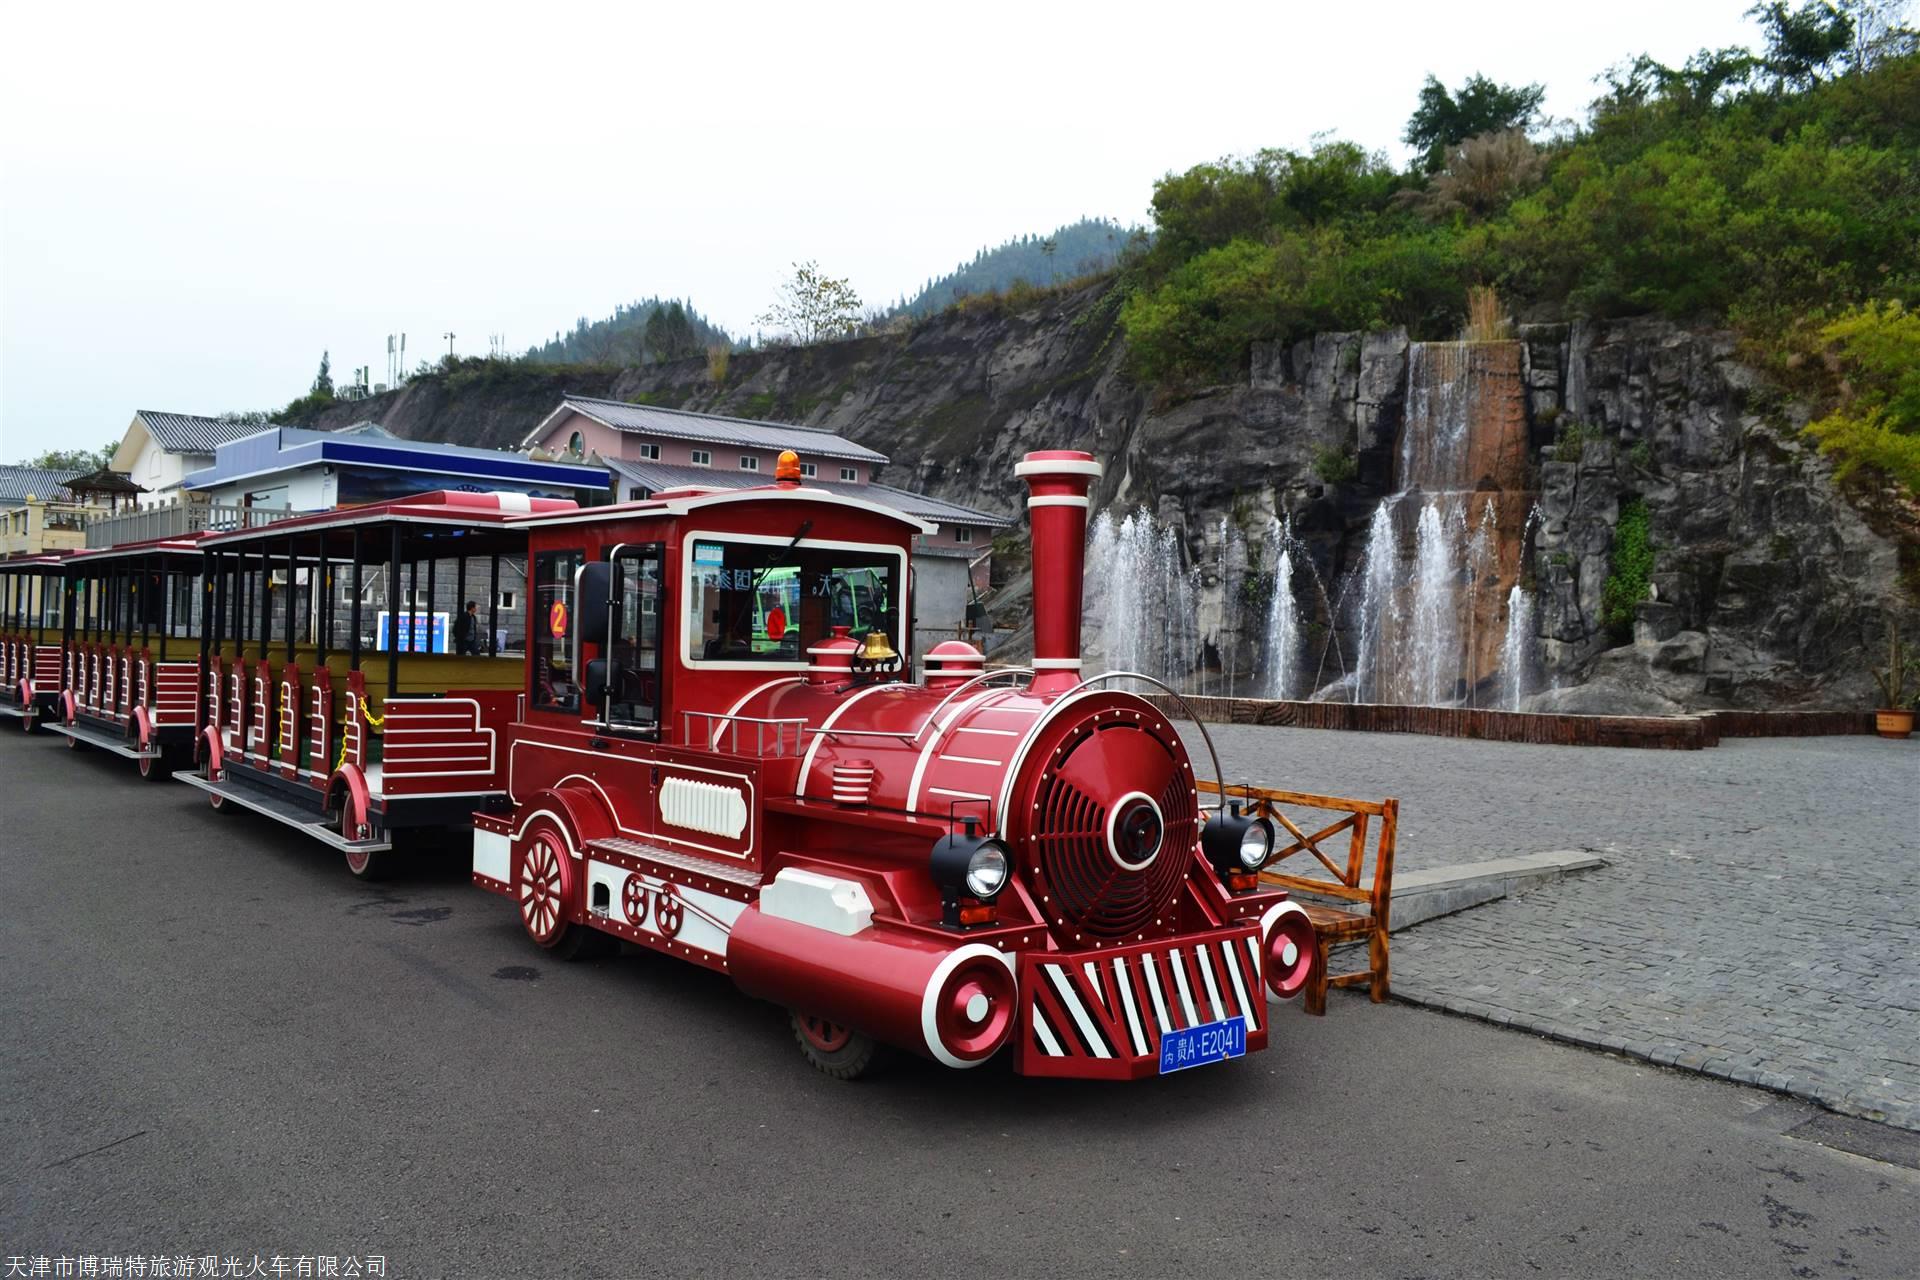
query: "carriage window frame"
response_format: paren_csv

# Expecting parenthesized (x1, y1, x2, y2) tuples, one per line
(599, 542, 665, 733)
(531, 548, 584, 714)
(679, 530, 906, 672)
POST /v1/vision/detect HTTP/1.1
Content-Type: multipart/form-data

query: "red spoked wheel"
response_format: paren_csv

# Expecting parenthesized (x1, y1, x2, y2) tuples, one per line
(654, 887, 684, 938)
(621, 876, 648, 928)
(790, 1010, 881, 1081)
(517, 833, 569, 946)
(512, 823, 612, 960)
(138, 747, 160, 779)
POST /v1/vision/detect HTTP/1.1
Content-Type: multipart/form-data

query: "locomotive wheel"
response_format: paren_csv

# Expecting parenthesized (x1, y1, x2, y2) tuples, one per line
(515, 826, 612, 961)
(206, 788, 239, 814)
(791, 1010, 882, 1081)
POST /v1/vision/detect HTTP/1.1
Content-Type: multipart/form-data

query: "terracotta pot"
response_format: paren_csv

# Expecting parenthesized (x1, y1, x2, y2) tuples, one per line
(1876, 708, 1914, 740)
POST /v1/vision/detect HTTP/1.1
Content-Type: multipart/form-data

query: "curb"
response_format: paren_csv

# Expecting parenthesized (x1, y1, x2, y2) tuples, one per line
(1390, 984, 1917, 1134)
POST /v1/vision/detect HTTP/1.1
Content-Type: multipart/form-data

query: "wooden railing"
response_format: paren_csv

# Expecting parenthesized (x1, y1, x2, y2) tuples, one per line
(1200, 779, 1398, 1015)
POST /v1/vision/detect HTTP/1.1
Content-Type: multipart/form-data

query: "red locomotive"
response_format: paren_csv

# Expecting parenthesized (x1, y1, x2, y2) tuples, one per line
(478, 448, 1319, 1078)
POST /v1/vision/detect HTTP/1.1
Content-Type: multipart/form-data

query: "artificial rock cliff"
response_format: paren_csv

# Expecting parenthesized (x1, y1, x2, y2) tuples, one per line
(306, 281, 1914, 712)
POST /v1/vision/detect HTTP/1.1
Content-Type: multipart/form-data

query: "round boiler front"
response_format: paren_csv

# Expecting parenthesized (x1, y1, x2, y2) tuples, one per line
(1005, 694, 1198, 942)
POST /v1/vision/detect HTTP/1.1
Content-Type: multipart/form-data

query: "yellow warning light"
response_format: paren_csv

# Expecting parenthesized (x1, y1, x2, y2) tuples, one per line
(776, 450, 803, 483)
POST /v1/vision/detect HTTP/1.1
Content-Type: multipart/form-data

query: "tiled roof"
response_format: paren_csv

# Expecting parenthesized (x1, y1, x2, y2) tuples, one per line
(135, 411, 278, 454)
(541, 395, 888, 465)
(0, 465, 82, 505)
(602, 458, 1011, 528)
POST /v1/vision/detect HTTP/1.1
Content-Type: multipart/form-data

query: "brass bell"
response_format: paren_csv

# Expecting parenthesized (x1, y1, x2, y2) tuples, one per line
(857, 629, 898, 665)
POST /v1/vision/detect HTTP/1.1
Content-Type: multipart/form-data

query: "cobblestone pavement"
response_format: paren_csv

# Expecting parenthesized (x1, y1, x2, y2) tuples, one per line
(1185, 723, 1920, 1130)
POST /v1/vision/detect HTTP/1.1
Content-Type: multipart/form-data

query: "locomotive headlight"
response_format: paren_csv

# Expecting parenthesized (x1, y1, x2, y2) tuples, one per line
(963, 843, 1009, 898)
(930, 820, 1009, 928)
(1203, 802, 1277, 879)
(1237, 819, 1274, 870)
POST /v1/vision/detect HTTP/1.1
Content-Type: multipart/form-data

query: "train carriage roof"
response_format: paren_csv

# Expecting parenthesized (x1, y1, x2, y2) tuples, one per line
(62, 533, 210, 566)
(199, 491, 578, 551)
(508, 481, 937, 536)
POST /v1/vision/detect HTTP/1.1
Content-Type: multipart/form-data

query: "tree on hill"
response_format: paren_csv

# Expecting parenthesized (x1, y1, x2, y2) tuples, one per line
(1750, 0, 1855, 85)
(758, 261, 863, 345)
(311, 351, 335, 398)
(1403, 73, 1546, 171)
(645, 301, 701, 362)
(523, 298, 733, 366)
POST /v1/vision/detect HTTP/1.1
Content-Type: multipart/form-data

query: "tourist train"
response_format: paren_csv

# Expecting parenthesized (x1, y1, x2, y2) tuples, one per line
(0, 450, 1319, 1079)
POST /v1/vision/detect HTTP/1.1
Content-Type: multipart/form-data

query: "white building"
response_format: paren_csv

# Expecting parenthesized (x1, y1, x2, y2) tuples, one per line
(110, 411, 279, 508)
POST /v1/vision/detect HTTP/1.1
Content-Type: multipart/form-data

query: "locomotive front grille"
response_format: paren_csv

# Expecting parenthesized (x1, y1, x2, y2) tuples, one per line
(1015, 925, 1266, 1079)
(1025, 717, 1196, 939)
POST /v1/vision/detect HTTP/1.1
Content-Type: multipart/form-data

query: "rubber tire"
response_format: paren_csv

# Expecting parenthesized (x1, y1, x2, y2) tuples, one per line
(343, 845, 391, 880)
(207, 785, 240, 815)
(138, 745, 171, 782)
(791, 1011, 884, 1081)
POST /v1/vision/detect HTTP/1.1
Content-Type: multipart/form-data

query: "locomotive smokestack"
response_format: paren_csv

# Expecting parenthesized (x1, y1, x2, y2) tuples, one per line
(1015, 449, 1102, 694)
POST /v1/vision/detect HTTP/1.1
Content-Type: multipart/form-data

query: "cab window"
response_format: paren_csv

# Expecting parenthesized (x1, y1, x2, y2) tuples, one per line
(686, 538, 899, 664)
(532, 549, 582, 712)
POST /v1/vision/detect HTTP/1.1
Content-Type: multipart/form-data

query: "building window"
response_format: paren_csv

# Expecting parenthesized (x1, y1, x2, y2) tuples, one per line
(739, 455, 759, 471)
(691, 450, 712, 467)
(568, 430, 585, 456)
(629, 487, 646, 501)
(636, 443, 661, 460)
(799, 462, 817, 478)
(840, 466, 858, 482)
(954, 526, 972, 544)
(498, 590, 517, 610)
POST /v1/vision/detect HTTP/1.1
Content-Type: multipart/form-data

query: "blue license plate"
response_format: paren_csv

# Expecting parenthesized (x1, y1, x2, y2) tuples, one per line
(1157, 1018, 1247, 1074)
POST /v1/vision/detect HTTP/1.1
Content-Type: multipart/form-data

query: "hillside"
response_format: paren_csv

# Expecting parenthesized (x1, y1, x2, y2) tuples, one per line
(522, 298, 732, 366)
(888, 219, 1139, 318)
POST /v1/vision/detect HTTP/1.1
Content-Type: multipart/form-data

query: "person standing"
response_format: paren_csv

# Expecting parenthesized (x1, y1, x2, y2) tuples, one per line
(453, 600, 480, 655)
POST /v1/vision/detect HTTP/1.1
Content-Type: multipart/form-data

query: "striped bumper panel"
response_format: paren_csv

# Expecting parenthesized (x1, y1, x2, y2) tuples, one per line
(1017, 926, 1264, 1075)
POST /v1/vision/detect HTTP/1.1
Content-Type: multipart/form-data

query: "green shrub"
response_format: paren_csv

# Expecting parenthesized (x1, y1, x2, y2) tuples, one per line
(1804, 300, 1920, 496)
(1312, 446, 1358, 485)
(1602, 499, 1656, 638)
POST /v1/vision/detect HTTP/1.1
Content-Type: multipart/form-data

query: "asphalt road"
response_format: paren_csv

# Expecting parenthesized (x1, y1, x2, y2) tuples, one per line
(3, 730, 1916, 1279)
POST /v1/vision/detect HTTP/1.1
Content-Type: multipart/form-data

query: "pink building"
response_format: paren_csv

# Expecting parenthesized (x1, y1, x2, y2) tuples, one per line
(523, 395, 1011, 652)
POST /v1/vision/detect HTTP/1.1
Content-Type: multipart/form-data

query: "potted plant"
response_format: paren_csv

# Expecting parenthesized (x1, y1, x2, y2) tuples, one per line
(1871, 621, 1916, 740)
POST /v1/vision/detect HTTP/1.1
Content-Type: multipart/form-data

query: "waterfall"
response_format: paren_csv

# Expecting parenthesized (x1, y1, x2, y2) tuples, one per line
(1084, 510, 1199, 689)
(1350, 499, 1400, 702)
(1313, 340, 1540, 707)
(1263, 516, 1297, 699)
(1502, 584, 1536, 711)
(1407, 499, 1464, 705)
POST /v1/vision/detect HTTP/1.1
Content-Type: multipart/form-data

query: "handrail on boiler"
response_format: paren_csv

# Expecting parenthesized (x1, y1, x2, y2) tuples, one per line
(682, 710, 809, 757)
(909, 666, 1035, 746)
(1066, 670, 1226, 812)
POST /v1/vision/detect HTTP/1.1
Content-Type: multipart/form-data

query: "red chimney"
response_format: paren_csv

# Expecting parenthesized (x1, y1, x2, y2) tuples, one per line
(1015, 449, 1102, 694)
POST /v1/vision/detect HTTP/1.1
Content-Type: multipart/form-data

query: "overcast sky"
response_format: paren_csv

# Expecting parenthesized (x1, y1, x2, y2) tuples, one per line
(1, 0, 1764, 461)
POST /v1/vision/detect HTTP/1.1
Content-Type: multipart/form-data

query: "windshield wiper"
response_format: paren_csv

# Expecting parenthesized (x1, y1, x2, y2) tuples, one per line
(722, 520, 811, 645)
